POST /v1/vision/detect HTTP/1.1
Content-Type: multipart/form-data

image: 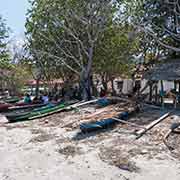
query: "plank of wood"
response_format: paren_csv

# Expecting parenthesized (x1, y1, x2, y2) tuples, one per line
(135, 112, 170, 139)
(84, 106, 112, 119)
(112, 118, 144, 128)
(107, 96, 132, 103)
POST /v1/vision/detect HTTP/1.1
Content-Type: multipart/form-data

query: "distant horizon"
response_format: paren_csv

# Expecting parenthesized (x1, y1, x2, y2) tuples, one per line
(0, 0, 30, 38)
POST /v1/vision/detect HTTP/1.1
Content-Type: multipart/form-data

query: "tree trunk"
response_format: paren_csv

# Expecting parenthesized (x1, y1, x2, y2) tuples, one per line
(35, 78, 40, 97)
(80, 72, 91, 101)
(91, 75, 98, 97)
(101, 73, 108, 92)
(111, 78, 116, 96)
(80, 45, 94, 101)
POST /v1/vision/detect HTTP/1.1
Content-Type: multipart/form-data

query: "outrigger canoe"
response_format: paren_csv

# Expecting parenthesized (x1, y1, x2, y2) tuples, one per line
(7, 101, 78, 123)
(80, 112, 129, 133)
(80, 106, 140, 133)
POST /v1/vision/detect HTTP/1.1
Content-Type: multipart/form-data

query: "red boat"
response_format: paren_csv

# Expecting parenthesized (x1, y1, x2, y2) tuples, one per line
(0, 103, 12, 112)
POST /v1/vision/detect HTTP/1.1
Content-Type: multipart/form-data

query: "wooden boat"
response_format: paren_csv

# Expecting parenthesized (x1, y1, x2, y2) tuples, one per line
(80, 111, 130, 133)
(8, 102, 45, 110)
(0, 102, 45, 113)
(7, 101, 79, 123)
(4, 97, 20, 104)
(0, 103, 12, 112)
(7, 103, 65, 122)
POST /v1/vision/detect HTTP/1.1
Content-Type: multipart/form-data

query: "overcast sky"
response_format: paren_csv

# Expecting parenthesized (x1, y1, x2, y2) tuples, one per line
(0, 0, 30, 37)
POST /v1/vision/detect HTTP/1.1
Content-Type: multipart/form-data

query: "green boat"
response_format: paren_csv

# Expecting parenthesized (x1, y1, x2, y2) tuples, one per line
(7, 101, 77, 123)
(4, 97, 20, 104)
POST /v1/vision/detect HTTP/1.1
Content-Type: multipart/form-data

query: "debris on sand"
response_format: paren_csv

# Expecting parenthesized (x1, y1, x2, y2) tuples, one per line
(99, 146, 140, 173)
(58, 145, 83, 158)
(29, 132, 54, 143)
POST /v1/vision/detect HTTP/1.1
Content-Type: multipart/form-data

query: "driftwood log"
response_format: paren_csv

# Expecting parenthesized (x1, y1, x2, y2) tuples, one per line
(136, 112, 170, 139)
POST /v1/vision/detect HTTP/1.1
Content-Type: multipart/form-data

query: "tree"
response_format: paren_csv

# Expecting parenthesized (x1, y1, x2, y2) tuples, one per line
(0, 15, 10, 69)
(94, 24, 138, 94)
(26, 0, 117, 100)
(122, 0, 180, 54)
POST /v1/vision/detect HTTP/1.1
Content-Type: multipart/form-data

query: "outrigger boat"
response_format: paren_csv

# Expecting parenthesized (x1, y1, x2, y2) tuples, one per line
(6, 100, 78, 123)
(80, 106, 140, 133)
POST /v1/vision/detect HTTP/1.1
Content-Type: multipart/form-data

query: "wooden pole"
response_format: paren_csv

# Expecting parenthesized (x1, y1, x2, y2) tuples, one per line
(174, 81, 177, 91)
(155, 82, 158, 104)
(160, 80, 164, 109)
(112, 117, 144, 129)
(135, 112, 170, 139)
(149, 82, 153, 102)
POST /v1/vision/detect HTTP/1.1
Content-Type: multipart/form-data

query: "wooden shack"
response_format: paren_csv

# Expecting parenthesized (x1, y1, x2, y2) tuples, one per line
(143, 59, 180, 108)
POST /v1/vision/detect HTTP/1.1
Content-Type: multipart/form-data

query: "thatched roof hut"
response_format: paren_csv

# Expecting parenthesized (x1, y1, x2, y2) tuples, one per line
(143, 59, 180, 81)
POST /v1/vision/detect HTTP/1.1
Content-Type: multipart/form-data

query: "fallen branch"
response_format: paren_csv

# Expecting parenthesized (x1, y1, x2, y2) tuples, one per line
(135, 112, 170, 139)
(163, 122, 180, 150)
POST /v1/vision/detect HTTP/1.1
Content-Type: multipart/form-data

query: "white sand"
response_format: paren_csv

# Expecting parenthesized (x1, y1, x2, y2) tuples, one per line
(0, 110, 180, 180)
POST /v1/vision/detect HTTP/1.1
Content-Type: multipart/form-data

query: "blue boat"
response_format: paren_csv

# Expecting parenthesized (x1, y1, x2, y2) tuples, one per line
(80, 111, 129, 133)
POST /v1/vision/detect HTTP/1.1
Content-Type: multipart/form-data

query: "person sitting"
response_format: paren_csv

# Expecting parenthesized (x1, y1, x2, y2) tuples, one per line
(32, 96, 42, 104)
(42, 93, 49, 104)
(24, 94, 32, 104)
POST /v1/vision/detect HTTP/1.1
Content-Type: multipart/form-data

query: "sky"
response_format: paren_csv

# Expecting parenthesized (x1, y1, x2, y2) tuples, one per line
(0, 0, 30, 38)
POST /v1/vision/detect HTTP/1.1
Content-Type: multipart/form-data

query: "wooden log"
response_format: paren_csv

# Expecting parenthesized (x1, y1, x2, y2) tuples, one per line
(135, 112, 170, 139)
(112, 117, 144, 129)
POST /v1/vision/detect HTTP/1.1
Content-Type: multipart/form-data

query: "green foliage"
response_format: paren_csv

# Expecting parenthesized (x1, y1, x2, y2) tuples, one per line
(26, 0, 137, 81)
(122, 0, 180, 58)
(94, 24, 138, 79)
